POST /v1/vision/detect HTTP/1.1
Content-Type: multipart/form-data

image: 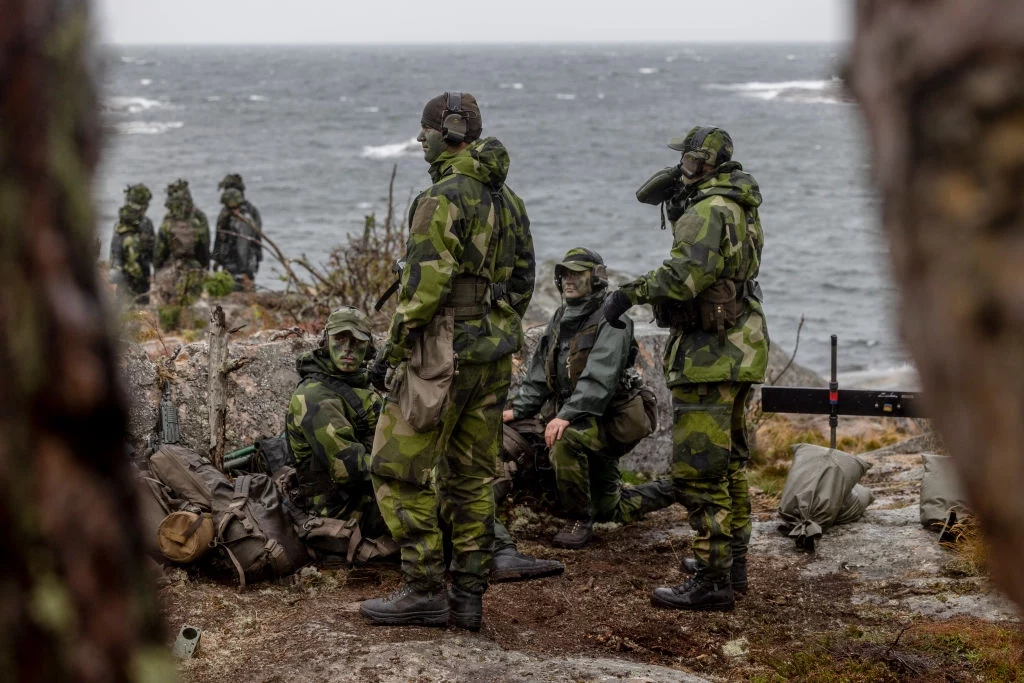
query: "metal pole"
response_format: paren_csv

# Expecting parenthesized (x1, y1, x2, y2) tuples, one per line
(829, 335, 839, 448)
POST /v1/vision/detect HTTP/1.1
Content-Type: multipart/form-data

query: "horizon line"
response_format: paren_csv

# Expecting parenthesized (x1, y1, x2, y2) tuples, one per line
(100, 39, 849, 48)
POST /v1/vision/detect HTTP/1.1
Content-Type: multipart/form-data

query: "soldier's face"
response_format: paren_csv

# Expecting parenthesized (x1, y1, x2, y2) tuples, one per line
(561, 269, 593, 300)
(417, 126, 446, 163)
(328, 331, 368, 373)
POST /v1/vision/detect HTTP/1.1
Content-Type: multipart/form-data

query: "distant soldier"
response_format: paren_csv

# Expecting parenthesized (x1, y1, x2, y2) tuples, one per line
(289, 306, 563, 576)
(503, 247, 675, 549)
(603, 126, 769, 612)
(214, 186, 262, 289)
(153, 179, 210, 305)
(108, 183, 155, 303)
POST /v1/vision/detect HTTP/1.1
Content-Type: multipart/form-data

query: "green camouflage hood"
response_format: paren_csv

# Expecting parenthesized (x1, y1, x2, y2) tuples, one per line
(428, 137, 509, 189)
(296, 348, 370, 388)
(685, 161, 762, 210)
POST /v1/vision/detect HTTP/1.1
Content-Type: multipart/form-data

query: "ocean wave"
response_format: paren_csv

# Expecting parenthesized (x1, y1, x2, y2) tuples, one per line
(360, 137, 419, 160)
(555, 93, 576, 101)
(140, 78, 152, 86)
(114, 121, 184, 135)
(638, 67, 659, 75)
(360, 106, 380, 113)
(248, 95, 268, 102)
(705, 78, 851, 105)
(120, 56, 155, 66)
(103, 96, 164, 114)
(499, 82, 524, 90)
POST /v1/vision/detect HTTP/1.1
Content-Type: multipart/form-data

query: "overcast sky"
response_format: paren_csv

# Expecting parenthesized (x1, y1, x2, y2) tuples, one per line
(95, 0, 851, 45)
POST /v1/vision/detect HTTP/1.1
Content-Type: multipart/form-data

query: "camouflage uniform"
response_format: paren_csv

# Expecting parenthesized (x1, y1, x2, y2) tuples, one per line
(153, 179, 210, 305)
(214, 175, 263, 284)
(511, 250, 673, 529)
(371, 135, 535, 596)
(109, 184, 155, 302)
(619, 127, 768, 589)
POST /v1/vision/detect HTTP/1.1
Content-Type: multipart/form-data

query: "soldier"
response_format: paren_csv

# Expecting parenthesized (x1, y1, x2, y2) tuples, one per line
(214, 174, 263, 288)
(153, 179, 210, 306)
(502, 247, 675, 548)
(361, 92, 535, 631)
(108, 183, 155, 303)
(290, 307, 562, 576)
(602, 126, 769, 612)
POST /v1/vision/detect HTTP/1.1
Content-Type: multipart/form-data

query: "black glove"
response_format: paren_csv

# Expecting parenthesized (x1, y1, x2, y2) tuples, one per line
(602, 289, 633, 329)
(369, 356, 390, 392)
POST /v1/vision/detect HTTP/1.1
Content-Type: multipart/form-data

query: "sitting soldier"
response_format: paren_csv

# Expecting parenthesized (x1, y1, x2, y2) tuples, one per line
(214, 174, 263, 288)
(503, 248, 675, 549)
(288, 306, 563, 579)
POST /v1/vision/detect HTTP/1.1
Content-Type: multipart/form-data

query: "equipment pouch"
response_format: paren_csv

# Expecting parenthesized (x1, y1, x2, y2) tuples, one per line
(698, 279, 741, 344)
(397, 309, 455, 432)
(605, 386, 658, 451)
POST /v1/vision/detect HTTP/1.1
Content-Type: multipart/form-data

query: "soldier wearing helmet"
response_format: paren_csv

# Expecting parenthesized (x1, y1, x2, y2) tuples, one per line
(603, 126, 769, 612)
(152, 179, 211, 306)
(503, 248, 674, 549)
(108, 183, 156, 303)
(214, 173, 263, 288)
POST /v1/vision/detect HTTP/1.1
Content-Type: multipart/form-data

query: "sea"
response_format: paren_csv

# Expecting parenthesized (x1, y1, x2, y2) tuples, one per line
(96, 43, 909, 379)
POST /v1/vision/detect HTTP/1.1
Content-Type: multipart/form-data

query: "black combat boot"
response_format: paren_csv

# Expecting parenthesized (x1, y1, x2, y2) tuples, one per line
(490, 547, 565, 582)
(359, 584, 449, 626)
(448, 586, 483, 631)
(651, 575, 735, 612)
(680, 557, 748, 595)
(552, 518, 594, 549)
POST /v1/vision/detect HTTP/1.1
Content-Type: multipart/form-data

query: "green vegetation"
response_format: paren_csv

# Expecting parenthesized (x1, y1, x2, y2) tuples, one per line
(204, 270, 235, 297)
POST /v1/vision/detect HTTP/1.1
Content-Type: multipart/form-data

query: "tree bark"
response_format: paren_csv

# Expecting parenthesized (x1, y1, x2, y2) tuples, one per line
(848, 0, 1024, 610)
(0, 1, 174, 681)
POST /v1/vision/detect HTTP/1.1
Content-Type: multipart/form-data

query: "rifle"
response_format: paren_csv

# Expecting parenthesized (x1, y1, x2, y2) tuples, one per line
(159, 383, 180, 445)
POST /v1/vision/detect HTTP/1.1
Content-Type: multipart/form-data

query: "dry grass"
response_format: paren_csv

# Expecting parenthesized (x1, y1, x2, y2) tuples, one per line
(942, 513, 989, 577)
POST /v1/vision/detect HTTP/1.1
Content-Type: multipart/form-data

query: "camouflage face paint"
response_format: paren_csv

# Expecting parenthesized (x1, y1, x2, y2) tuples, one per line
(329, 331, 368, 373)
(561, 269, 593, 300)
(417, 126, 445, 163)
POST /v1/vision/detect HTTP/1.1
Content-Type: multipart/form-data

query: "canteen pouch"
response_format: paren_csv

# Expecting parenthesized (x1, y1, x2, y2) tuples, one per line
(397, 309, 455, 432)
(698, 279, 742, 344)
(605, 386, 658, 450)
(158, 510, 214, 564)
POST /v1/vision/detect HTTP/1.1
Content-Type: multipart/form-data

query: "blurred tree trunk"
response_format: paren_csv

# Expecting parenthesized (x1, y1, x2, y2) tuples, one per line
(848, 0, 1024, 610)
(0, 1, 175, 681)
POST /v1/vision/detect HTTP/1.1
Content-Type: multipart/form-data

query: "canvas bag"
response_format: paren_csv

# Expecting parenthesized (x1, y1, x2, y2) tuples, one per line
(604, 386, 658, 450)
(777, 443, 872, 550)
(397, 309, 455, 432)
(920, 453, 969, 529)
(157, 510, 214, 563)
(149, 444, 219, 511)
(135, 475, 183, 559)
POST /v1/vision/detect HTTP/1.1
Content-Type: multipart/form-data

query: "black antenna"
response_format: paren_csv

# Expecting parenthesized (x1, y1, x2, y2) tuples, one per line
(829, 335, 838, 448)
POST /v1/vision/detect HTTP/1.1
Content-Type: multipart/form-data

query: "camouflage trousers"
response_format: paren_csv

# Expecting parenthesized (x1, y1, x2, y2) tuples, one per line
(670, 382, 753, 581)
(550, 415, 675, 522)
(370, 357, 511, 594)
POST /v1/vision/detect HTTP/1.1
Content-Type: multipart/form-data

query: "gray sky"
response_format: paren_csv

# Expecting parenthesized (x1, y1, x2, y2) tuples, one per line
(95, 0, 851, 45)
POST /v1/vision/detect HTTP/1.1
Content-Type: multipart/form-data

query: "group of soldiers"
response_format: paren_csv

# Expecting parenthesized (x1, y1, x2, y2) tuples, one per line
(281, 90, 768, 632)
(108, 174, 263, 304)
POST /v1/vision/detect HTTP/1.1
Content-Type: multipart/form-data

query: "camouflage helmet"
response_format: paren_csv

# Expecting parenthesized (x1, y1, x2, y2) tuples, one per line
(324, 305, 372, 341)
(218, 173, 245, 192)
(554, 247, 608, 291)
(668, 126, 734, 169)
(221, 188, 244, 209)
(125, 183, 152, 209)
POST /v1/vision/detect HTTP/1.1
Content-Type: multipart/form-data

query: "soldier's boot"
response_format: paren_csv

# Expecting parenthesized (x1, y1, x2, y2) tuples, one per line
(448, 586, 483, 632)
(359, 584, 449, 627)
(490, 547, 565, 583)
(552, 518, 594, 549)
(651, 575, 735, 612)
(680, 557, 748, 596)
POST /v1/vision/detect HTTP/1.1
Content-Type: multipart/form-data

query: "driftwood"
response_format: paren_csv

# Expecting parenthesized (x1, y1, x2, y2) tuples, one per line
(208, 305, 250, 470)
(0, 1, 173, 680)
(848, 0, 1024, 610)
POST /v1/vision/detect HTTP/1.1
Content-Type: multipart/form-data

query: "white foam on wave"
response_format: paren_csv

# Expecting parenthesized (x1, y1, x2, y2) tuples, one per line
(360, 106, 380, 113)
(120, 56, 155, 66)
(499, 82, 524, 90)
(248, 94, 268, 102)
(705, 78, 849, 105)
(555, 93, 576, 101)
(360, 137, 420, 160)
(206, 96, 221, 102)
(140, 78, 152, 86)
(638, 67, 659, 75)
(104, 96, 164, 114)
(114, 121, 184, 135)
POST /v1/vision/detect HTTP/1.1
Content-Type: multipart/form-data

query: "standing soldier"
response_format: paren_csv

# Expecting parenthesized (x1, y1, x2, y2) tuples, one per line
(502, 247, 675, 548)
(360, 92, 535, 631)
(108, 183, 155, 303)
(214, 173, 263, 288)
(602, 126, 769, 612)
(153, 179, 210, 306)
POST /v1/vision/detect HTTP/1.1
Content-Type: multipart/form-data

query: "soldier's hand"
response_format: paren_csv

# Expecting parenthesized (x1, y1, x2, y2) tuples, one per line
(602, 289, 632, 329)
(502, 409, 515, 423)
(545, 417, 570, 448)
(368, 356, 390, 392)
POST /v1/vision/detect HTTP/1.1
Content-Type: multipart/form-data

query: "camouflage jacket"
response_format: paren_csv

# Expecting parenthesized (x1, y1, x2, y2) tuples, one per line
(213, 204, 262, 275)
(383, 137, 535, 366)
(512, 290, 635, 423)
(109, 220, 151, 294)
(623, 162, 769, 386)
(154, 209, 210, 270)
(286, 349, 383, 516)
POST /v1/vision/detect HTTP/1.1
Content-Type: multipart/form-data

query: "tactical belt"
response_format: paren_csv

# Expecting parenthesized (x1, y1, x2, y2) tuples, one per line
(445, 274, 509, 320)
